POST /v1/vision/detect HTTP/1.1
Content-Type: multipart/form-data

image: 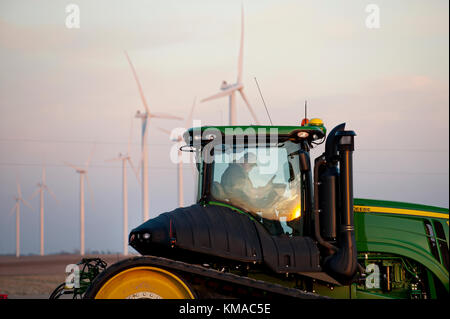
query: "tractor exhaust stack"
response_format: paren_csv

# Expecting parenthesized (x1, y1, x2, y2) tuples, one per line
(324, 129, 358, 283)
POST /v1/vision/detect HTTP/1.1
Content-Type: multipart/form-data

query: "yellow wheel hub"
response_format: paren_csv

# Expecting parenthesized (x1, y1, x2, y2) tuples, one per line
(94, 266, 195, 299)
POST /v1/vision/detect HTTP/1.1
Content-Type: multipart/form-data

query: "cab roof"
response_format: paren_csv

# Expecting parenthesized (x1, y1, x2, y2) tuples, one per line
(183, 125, 327, 146)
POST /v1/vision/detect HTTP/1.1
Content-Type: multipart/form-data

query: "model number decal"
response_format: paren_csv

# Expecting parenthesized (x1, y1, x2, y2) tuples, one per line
(354, 206, 371, 213)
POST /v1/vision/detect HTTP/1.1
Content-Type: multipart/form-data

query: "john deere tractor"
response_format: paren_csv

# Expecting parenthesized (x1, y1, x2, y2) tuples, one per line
(80, 120, 448, 299)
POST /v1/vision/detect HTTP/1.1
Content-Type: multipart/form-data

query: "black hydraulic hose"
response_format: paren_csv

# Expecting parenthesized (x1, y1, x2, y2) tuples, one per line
(313, 157, 338, 253)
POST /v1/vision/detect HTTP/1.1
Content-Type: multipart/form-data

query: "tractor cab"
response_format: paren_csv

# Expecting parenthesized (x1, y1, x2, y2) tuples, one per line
(183, 122, 327, 236)
(130, 120, 358, 284)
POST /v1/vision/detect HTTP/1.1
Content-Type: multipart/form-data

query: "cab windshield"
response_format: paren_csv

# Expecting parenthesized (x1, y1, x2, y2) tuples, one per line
(210, 141, 304, 236)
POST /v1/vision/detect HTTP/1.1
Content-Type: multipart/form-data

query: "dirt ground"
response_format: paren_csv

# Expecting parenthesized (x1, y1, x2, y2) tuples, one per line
(0, 254, 131, 299)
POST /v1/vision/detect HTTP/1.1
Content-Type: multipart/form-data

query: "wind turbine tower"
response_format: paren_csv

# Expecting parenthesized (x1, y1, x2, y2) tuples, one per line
(30, 167, 57, 256)
(124, 51, 182, 222)
(64, 147, 95, 256)
(159, 97, 197, 208)
(9, 180, 32, 258)
(106, 125, 140, 256)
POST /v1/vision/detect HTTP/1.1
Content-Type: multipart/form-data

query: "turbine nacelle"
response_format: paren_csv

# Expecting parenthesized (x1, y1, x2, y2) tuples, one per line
(135, 110, 147, 119)
(220, 80, 229, 90)
(118, 152, 130, 159)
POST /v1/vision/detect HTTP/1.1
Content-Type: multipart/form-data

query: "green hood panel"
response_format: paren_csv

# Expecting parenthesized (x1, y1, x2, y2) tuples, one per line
(354, 198, 449, 291)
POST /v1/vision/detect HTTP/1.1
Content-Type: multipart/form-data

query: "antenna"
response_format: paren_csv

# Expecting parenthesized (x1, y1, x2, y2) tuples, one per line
(305, 100, 307, 119)
(254, 77, 273, 125)
(301, 100, 310, 126)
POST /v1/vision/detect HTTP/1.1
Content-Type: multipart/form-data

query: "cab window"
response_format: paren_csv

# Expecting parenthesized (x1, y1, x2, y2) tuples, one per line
(210, 142, 304, 236)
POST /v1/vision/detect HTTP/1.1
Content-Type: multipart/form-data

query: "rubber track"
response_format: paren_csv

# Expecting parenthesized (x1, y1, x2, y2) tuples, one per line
(115, 256, 328, 299)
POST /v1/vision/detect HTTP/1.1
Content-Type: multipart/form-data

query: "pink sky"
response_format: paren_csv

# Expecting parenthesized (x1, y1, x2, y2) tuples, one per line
(0, 0, 448, 255)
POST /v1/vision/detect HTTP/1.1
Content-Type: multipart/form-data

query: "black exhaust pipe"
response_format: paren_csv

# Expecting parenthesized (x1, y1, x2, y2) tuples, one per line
(313, 123, 345, 251)
(324, 130, 358, 283)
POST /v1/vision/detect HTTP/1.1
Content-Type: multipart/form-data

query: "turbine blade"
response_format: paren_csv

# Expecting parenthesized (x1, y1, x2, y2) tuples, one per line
(141, 116, 149, 148)
(64, 161, 82, 171)
(127, 115, 133, 155)
(136, 115, 147, 177)
(125, 50, 151, 114)
(21, 198, 33, 211)
(239, 89, 260, 125)
(85, 173, 94, 208)
(29, 188, 40, 201)
(16, 178, 22, 197)
(44, 186, 59, 204)
(201, 86, 237, 103)
(237, 4, 244, 83)
(42, 167, 46, 185)
(136, 156, 142, 177)
(105, 157, 122, 163)
(157, 127, 171, 136)
(127, 158, 141, 185)
(185, 96, 197, 128)
(8, 203, 18, 216)
(150, 112, 183, 120)
(85, 144, 96, 168)
(140, 116, 150, 178)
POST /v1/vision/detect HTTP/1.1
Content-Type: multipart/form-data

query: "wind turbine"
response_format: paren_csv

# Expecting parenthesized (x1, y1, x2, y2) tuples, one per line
(124, 50, 182, 222)
(106, 123, 140, 256)
(201, 5, 260, 126)
(64, 146, 95, 256)
(8, 180, 33, 258)
(158, 97, 197, 208)
(30, 167, 58, 256)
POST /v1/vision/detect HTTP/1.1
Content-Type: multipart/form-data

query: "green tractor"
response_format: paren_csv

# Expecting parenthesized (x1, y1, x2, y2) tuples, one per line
(76, 120, 448, 299)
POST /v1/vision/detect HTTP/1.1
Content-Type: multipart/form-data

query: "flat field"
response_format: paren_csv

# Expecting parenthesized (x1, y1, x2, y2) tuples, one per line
(0, 254, 130, 299)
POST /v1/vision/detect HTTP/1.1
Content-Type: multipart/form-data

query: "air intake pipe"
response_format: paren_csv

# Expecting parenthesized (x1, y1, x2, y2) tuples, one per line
(324, 129, 358, 283)
(316, 123, 346, 243)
